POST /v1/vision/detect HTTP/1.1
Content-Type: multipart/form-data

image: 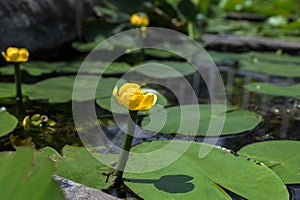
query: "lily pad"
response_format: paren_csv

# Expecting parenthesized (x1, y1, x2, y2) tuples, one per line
(54, 145, 113, 189)
(96, 88, 168, 114)
(73, 61, 133, 75)
(135, 60, 196, 78)
(0, 61, 81, 76)
(208, 51, 244, 65)
(0, 82, 30, 99)
(27, 76, 120, 103)
(124, 140, 289, 199)
(142, 104, 261, 136)
(0, 107, 18, 137)
(244, 52, 300, 64)
(244, 82, 300, 99)
(240, 60, 300, 77)
(238, 140, 300, 184)
(0, 147, 64, 200)
(0, 61, 132, 76)
(144, 49, 179, 59)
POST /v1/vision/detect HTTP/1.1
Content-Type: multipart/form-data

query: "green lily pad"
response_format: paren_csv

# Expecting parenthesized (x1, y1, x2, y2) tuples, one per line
(135, 60, 196, 78)
(72, 41, 115, 52)
(124, 140, 289, 199)
(27, 76, 120, 103)
(72, 41, 99, 52)
(144, 49, 179, 59)
(0, 107, 18, 137)
(96, 88, 168, 114)
(0, 61, 132, 76)
(0, 82, 30, 99)
(54, 145, 113, 189)
(244, 52, 300, 64)
(208, 51, 243, 65)
(0, 147, 64, 200)
(142, 104, 261, 136)
(244, 82, 300, 99)
(72, 61, 132, 75)
(238, 140, 300, 184)
(0, 61, 81, 76)
(240, 60, 300, 77)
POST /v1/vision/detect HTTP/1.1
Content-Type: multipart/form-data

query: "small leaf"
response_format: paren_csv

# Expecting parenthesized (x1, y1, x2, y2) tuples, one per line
(0, 107, 18, 137)
(244, 82, 300, 99)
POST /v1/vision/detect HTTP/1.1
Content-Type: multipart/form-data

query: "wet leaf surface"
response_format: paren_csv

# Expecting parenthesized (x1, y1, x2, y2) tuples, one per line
(239, 140, 300, 184)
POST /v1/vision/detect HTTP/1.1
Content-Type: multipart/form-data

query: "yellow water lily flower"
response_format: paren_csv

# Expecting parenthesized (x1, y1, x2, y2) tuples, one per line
(2, 47, 29, 62)
(130, 13, 149, 27)
(113, 83, 157, 111)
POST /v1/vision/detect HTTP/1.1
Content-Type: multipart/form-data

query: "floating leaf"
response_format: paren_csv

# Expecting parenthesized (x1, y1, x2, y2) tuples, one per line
(72, 41, 99, 52)
(0, 61, 131, 76)
(244, 82, 300, 99)
(244, 52, 300, 64)
(238, 140, 300, 184)
(135, 60, 196, 78)
(54, 145, 114, 189)
(0, 147, 64, 200)
(27, 76, 120, 103)
(0, 82, 30, 99)
(0, 62, 80, 76)
(124, 140, 289, 199)
(240, 60, 300, 77)
(144, 49, 178, 59)
(96, 88, 168, 114)
(142, 104, 261, 136)
(72, 41, 114, 52)
(208, 51, 243, 65)
(0, 107, 18, 137)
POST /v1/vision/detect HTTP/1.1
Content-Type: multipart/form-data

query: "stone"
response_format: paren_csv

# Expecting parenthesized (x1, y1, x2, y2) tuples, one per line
(0, 0, 101, 59)
(53, 175, 120, 200)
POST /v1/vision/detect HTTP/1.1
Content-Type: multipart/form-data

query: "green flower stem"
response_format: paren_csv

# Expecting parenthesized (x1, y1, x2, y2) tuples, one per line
(14, 63, 23, 119)
(114, 110, 138, 185)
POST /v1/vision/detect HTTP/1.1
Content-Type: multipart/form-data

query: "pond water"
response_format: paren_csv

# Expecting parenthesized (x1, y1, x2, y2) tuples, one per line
(0, 49, 299, 199)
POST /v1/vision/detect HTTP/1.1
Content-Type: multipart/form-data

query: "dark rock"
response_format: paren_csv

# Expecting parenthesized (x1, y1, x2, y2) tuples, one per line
(53, 175, 120, 200)
(0, 0, 101, 60)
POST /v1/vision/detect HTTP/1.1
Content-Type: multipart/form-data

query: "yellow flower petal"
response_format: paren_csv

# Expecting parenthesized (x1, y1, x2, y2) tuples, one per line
(119, 83, 140, 96)
(2, 47, 29, 62)
(137, 93, 156, 110)
(129, 91, 144, 110)
(1, 52, 7, 61)
(6, 47, 19, 62)
(112, 82, 157, 111)
(18, 48, 29, 62)
(130, 13, 149, 27)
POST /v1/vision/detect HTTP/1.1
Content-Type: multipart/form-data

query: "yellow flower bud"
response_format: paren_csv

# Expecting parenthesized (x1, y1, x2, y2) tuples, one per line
(2, 47, 29, 62)
(113, 83, 157, 111)
(130, 13, 149, 27)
